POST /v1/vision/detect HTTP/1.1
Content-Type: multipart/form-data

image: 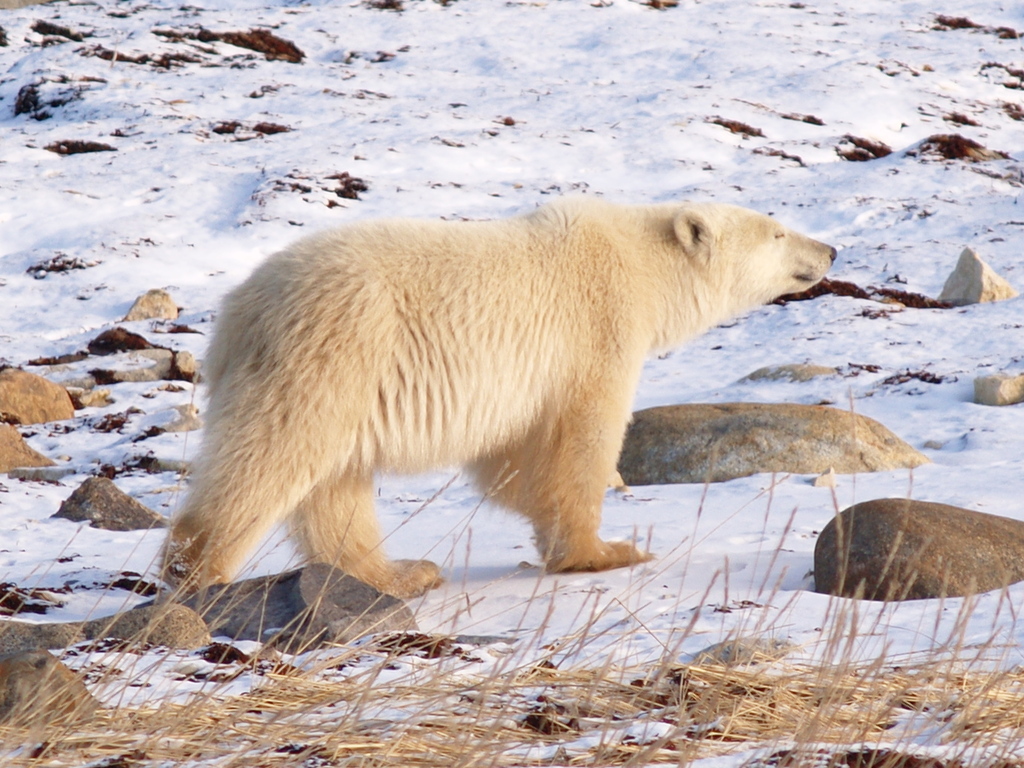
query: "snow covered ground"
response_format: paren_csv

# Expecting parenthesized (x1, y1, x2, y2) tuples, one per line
(1, 0, 1023, 762)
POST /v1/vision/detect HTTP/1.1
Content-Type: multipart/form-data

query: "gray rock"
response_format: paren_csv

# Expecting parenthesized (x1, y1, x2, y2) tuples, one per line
(0, 604, 209, 655)
(0, 651, 98, 726)
(0, 368, 74, 425)
(618, 403, 929, 485)
(0, 623, 81, 656)
(0, 424, 54, 473)
(81, 603, 210, 649)
(123, 289, 179, 322)
(974, 373, 1024, 406)
(814, 498, 1024, 600)
(52, 476, 166, 531)
(938, 247, 1018, 306)
(740, 364, 838, 383)
(177, 563, 417, 652)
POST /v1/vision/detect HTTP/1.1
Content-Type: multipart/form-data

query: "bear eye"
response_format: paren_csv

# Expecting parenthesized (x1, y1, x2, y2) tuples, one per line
(774, 231, 786, 239)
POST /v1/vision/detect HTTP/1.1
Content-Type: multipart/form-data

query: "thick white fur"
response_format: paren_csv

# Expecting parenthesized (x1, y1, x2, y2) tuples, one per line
(163, 198, 834, 597)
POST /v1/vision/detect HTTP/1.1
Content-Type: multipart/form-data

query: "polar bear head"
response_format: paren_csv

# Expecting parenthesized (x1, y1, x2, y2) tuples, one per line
(671, 202, 836, 313)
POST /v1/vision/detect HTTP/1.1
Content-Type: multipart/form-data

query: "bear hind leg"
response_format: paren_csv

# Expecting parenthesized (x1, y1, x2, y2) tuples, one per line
(288, 470, 443, 599)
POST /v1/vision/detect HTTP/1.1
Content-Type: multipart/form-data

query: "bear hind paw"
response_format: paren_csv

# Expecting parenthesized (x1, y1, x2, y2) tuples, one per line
(545, 540, 653, 574)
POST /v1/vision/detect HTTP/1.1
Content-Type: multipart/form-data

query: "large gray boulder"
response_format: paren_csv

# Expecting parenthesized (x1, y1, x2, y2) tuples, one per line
(176, 563, 418, 652)
(618, 403, 928, 485)
(814, 499, 1024, 600)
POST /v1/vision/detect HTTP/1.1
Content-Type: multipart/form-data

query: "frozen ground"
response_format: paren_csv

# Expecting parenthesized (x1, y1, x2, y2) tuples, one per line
(1, 0, 1023, 762)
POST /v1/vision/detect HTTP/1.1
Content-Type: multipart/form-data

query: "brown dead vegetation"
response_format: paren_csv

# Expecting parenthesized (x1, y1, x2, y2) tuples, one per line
(915, 134, 1008, 162)
(781, 112, 825, 125)
(44, 140, 117, 156)
(153, 27, 304, 63)
(837, 135, 891, 162)
(31, 20, 88, 42)
(710, 117, 764, 138)
(934, 14, 1020, 39)
(943, 112, 979, 127)
(82, 45, 201, 68)
(981, 62, 1024, 89)
(775, 278, 950, 309)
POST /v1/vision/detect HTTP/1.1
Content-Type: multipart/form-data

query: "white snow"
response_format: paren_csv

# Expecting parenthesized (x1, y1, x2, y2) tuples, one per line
(1, 0, 1023, 762)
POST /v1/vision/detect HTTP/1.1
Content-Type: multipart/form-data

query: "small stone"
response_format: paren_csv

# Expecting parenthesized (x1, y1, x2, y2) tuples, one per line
(166, 404, 202, 432)
(170, 350, 200, 383)
(938, 247, 1018, 306)
(618, 403, 929, 485)
(66, 387, 113, 409)
(123, 289, 179, 322)
(176, 563, 418, 652)
(740, 364, 839, 383)
(923, 440, 945, 450)
(0, 424, 54, 473)
(0, 651, 98, 726)
(974, 373, 1024, 406)
(814, 498, 1024, 600)
(812, 467, 837, 488)
(52, 476, 166, 531)
(0, 368, 74, 425)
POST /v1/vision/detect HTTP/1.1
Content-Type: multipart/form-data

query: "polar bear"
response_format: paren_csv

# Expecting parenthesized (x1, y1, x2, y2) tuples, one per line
(162, 198, 835, 598)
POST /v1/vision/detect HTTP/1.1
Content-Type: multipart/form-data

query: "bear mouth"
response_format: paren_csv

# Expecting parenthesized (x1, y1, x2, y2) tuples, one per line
(793, 271, 824, 284)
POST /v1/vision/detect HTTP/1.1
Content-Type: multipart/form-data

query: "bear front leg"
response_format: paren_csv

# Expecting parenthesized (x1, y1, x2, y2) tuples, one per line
(288, 470, 443, 599)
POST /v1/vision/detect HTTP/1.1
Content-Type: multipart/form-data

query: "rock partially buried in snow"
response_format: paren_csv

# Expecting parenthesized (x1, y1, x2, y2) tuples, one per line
(0, 424, 55, 473)
(814, 498, 1024, 600)
(974, 373, 1024, 406)
(89, 348, 175, 384)
(740, 364, 838, 383)
(938, 247, 1018, 306)
(691, 636, 795, 666)
(0, 368, 74, 425)
(123, 288, 179, 322)
(618, 403, 928, 485)
(52, 476, 166, 531)
(0, 604, 210, 654)
(0, 651, 99, 727)
(175, 563, 417, 652)
(8, 465, 76, 482)
(137, 404, 203, 435)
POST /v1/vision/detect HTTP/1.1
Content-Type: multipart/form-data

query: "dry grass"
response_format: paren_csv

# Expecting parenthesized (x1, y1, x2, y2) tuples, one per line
(3, 472, 1024, 766)
(3, 614, 1024, 767)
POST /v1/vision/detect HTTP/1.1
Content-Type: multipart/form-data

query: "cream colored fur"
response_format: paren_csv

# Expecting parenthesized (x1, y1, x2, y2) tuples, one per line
(163, 198, 835, 597)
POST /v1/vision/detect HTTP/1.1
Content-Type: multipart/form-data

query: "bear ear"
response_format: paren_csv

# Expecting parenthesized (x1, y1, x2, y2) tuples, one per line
(672, 208, 712, 260)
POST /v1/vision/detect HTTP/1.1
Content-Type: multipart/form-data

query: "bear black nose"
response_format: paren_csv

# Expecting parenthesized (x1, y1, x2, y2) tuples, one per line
(828, 246, 838, 263)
